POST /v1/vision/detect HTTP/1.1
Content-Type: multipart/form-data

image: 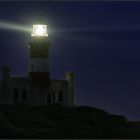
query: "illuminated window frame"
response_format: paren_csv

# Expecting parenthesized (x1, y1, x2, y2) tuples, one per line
(31, 25, 48, 37)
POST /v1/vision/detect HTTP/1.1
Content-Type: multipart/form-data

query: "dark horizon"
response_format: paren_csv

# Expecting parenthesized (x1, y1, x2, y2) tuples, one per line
(0, 1, 140, 120)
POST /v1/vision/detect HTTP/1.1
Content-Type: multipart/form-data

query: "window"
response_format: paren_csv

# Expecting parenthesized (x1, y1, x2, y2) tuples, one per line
(22, 89, 27, 100)
(52, 90, 55, 102)
(13, 89, 18, 100)
(58, 91, 63, 102)
(47, 94, 51, 104)
(31, 64, 34, 71)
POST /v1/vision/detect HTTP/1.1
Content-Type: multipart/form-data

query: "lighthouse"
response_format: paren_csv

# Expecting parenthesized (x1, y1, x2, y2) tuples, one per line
(28, 21, 50, 89)
(0, 17, 75, 106)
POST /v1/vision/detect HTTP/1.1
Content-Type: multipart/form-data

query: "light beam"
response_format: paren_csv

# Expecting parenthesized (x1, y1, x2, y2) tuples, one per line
(0, 20, 31, 33)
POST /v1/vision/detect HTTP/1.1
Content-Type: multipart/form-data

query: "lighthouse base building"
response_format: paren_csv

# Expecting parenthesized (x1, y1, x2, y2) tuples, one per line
(0, 68, 74, 106)
(0, 21, 75, 106)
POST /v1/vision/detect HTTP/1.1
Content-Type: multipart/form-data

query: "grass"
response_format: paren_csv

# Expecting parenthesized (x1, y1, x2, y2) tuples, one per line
(0, 103, 138, 138)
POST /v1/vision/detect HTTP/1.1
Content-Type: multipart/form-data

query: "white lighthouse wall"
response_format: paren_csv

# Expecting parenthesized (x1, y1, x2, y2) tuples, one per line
(30, 58, 49, 72)
(0, 76, 74, 106)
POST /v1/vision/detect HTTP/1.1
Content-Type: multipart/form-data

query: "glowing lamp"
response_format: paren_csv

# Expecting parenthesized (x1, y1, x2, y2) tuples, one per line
(31, 25, 48, 36)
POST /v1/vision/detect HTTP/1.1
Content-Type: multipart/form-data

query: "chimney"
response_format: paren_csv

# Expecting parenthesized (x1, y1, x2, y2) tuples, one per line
(2, 66, 11, 83)
(66, 71, 75, 105)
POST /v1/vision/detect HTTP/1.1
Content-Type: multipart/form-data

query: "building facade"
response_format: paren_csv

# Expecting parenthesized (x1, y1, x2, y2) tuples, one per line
(0, 20, 75, 106)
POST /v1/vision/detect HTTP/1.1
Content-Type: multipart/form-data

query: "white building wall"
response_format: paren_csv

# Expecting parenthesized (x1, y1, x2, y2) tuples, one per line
(29, 58, 49, 72)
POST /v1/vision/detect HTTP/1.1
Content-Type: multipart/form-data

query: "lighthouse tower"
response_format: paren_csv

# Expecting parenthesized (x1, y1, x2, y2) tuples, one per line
(28, 19, 50, 89)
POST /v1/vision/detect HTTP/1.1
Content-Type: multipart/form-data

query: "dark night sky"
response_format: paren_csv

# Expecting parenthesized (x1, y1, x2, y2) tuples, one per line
(1, 1, 140, 120)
